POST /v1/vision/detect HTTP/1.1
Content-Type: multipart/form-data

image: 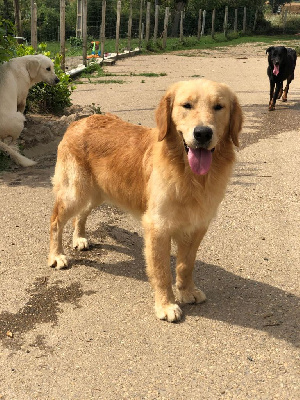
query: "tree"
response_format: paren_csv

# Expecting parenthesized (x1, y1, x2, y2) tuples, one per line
(171, 1, 188, 37)
(13, 0, 23, 37)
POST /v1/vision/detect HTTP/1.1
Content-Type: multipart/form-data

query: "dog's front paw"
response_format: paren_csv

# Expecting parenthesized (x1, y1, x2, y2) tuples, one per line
(48, 254, 68, 270)
(269, 102, 275, 111)
(73, 237, 89, 251)
(176, 287, 206, 304)
(155, 303, 183, 322)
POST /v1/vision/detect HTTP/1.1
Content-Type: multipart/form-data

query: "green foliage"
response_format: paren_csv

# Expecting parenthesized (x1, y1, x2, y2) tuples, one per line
(16, 43, 74, 114)
(0, 19, 16, 63)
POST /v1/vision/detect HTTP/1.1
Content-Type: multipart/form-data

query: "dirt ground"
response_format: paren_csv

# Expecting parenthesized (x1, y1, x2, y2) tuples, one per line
(0, 43, 299, 399)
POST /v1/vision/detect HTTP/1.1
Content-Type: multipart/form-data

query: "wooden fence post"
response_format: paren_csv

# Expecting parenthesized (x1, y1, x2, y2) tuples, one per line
(224, 6, 228, 37)
(253, 8, 258, 32)
(60, 0, 65, 71)
(243, 7, 247, 33)
(211, 9, 215, 38)
(180, 11, 184, 42)
(31, 1, 37, 50)
(82, 0, 87, 66)
(100, 0, 106, 59)
(116, 0, 121, 54)
(162, 7, 169, 50)
(154, 4, 159, 42)
(201, 10, 206, 37)
(138, 0, 143, 49)
(76, 0, 83, 38)
(197, 9, 202, 40)
(145, 2, 151, 43)
(283, 8, 288, 33)
(128, 0, 132, 50)
(234, 9, 238, 33)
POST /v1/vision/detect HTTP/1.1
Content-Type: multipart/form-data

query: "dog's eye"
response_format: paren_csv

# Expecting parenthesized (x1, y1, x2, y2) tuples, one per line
(46, 67, 51, 71)
(182, 103, 192, 109)
(214, 104, 224, 111)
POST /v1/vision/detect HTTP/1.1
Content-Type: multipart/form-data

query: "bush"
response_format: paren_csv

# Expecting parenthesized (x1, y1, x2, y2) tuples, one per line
(0, 19, 16, 63)
(16, 43, 74, 114)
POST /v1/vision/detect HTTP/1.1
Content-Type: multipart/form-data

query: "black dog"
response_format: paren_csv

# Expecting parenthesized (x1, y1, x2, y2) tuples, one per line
(266, 46, 297, 111)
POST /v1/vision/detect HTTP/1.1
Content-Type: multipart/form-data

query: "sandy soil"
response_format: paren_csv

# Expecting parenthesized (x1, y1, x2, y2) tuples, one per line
(0, 43, 299, 399)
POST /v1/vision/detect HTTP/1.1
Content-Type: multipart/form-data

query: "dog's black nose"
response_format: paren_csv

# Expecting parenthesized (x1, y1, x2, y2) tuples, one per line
(193, 126, 213, 145)
(54, 77, 60, 84)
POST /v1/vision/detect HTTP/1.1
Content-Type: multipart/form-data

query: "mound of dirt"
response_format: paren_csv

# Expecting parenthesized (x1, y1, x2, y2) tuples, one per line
(20, 105, 98, 149)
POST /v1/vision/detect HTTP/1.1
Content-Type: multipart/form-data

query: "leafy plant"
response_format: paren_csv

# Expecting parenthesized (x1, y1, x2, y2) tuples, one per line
(0, 19, 16, 63)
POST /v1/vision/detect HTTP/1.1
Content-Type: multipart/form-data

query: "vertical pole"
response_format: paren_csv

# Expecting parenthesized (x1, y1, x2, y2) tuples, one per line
(138, 0, 143, 49)
(234, 9, 238, 33)
(60, 0, 65, 71)
(145, 2, 151, 43)
(128, 0, 132, 50)
(253, 8, 258, 32)
(162, 7, 169, 50)
(224, 6, 228, 38)
(82, 0, 87, 66)
(116, 0, 121, 54)
(243, 7, 247, 33)
(31, 1, 37, 50)
(179, 11, 184, 42)
(154, 4, 159, 43)
(76, 0, 83, 38)
(211, 9, 215, 38)
(283, 8, 288, 33)
(201, 10, 206, 37)
(197, 9, 202, 40)
(100, 0, 106, 59)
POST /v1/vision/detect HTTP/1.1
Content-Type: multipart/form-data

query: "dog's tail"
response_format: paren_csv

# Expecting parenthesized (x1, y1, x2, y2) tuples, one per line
(0, 141, 37, 167)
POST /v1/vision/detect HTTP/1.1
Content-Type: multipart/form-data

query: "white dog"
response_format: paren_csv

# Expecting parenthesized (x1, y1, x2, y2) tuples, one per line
(0, 54, 59, 167)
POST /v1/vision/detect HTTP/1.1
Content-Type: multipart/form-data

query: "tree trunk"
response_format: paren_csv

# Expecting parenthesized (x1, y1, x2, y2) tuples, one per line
(171, 2, 186, 37)
(13, 0, 23, 37)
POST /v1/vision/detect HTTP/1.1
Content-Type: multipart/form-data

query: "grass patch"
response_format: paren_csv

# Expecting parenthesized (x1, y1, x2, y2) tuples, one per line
(76, 79, 125, 85)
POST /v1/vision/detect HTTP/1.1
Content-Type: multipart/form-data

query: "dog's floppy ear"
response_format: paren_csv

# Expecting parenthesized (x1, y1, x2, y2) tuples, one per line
(156, 92, 172, 142)
(26, 58, 40, 80)
(266, 46, 274, 55)
(229, 94, 243, 147)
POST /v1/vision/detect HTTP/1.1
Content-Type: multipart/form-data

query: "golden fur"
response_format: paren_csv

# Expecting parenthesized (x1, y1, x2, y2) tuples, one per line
(48, 79, 243, 322)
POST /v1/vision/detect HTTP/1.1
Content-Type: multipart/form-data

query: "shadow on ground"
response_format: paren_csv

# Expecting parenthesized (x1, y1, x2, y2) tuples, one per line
(68, 224, 299, 347)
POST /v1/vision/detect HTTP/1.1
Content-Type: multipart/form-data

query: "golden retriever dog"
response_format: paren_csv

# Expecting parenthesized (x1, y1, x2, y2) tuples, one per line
(48, 79, 243, 322)
(0, 54, 59, 167)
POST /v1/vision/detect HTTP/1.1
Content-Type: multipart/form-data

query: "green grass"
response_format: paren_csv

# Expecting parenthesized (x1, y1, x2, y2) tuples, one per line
(76, 79, 125, 84)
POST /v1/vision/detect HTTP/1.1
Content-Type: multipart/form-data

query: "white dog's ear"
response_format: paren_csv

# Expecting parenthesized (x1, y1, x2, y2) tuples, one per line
(156, 93, 172, 141)
(229, 94, 243, 147)
(27, 59, 40, 79)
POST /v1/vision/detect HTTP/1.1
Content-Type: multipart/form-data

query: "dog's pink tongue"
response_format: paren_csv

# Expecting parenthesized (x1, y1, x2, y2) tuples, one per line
(273, 64, 279, 76)
(188, 148, 212, 175)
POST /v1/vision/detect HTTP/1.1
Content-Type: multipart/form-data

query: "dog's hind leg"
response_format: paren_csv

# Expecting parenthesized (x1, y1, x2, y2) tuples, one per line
(282, 74, 294, 102)
(72, 203, 96, 250)
(174, 229, 207, 305)
(48, 157, 94, 269)
(277, 83, 283, 99)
